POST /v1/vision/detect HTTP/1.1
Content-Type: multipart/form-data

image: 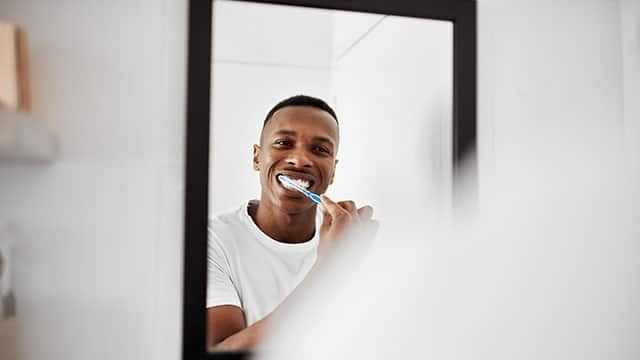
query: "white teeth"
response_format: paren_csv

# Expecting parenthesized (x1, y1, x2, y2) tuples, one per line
(294, 179, 310, 189)
(279, 175, 311, 189)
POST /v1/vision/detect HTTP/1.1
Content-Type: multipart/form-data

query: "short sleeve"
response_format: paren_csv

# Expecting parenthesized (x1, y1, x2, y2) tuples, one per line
(206, 227, 242, 308)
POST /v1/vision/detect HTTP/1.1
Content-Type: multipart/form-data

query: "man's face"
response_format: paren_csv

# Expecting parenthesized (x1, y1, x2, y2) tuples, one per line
(253, 105, 339, 213)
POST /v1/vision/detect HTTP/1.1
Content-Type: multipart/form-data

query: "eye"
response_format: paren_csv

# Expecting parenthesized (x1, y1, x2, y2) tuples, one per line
(274, 139, 293, 147)
(313, 146, 331, 155)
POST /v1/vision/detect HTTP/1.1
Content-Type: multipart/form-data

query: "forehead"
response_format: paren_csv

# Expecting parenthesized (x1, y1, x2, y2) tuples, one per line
(263, 106, 339, 143)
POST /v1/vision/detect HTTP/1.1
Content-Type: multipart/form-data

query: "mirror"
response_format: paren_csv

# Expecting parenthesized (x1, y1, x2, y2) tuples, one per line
(181, 0, 475, 358)
(207, 0, 452, 353)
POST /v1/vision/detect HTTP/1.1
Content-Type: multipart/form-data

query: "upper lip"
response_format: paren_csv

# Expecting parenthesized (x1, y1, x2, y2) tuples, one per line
(276, 168, 318, 188)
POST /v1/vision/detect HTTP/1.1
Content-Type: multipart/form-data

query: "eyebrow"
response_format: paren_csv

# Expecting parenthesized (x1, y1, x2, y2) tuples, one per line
(273, 130, 335, 147)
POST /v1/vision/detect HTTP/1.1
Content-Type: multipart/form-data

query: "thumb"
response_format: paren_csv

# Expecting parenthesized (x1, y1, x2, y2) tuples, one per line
(320, 194, 344, 219)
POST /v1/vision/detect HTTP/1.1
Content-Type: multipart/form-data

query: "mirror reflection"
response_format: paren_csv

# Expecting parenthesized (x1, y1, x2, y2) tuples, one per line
(207, 0, 452, 351)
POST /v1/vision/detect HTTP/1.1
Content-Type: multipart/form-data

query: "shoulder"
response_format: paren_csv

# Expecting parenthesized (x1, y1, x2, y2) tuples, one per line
(208, 203, 249, 246)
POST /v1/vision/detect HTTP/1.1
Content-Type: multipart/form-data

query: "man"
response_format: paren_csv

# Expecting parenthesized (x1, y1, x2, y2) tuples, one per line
(207, 95, 375, 350)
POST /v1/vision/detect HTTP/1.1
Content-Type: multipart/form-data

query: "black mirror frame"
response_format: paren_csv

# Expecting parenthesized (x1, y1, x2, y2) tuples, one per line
(182, 0, 476, 359)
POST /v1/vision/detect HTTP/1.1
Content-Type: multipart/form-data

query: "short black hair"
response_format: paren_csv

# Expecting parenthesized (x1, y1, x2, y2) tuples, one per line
(263, 95, 338, 128)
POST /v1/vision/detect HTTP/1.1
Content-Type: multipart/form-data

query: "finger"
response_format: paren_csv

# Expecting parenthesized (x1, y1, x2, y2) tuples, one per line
(318, 202, 327, 216)
(320, 194, 349, 218)
(320, 209, 332, 230)
(357, 205, 373, 221)
(337, 200, 358, 216)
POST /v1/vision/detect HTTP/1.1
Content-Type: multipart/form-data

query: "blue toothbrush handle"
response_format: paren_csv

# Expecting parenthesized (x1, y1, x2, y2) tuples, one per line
(299, 187, 321, 204)
(305, 191, 322, 205)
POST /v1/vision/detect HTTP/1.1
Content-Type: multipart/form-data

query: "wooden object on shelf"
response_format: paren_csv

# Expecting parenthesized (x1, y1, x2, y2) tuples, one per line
(0, 21, 31, 113)
(0, 110, 56, 161)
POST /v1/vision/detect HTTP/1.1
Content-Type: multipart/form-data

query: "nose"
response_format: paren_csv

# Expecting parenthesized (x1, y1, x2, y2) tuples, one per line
(285, 148, 313, 168)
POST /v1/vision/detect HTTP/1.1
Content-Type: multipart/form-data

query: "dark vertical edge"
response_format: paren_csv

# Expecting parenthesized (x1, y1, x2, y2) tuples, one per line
(233, 0, 458, 20)
(183, 0, 213, 359)
(452, 0, 477, 206)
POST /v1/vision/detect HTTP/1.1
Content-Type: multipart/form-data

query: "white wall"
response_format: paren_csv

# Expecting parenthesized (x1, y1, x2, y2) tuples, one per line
(477, 0, 636, 355)
(0, 0, 186, 359)
(477, 0, 625, 201)
(620, 0, 640, 166)
(330, 11, 384, 62)
(329, 15, 453, 225)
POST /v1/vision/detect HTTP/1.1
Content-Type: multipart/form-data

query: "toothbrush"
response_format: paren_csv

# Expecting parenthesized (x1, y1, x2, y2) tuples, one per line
(277, 174, 322, 204)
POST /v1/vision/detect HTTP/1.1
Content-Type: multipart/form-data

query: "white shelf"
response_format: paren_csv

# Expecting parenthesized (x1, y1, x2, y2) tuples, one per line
(0, 110, 57, 162)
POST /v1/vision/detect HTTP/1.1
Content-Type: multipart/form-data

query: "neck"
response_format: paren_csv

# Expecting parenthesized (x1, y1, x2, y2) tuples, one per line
(249, 199, 317, 244)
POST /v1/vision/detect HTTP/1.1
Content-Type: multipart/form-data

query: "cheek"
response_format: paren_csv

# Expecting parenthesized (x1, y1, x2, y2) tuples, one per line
(321, 162, 336, 183)
(260, 154, 279, 175)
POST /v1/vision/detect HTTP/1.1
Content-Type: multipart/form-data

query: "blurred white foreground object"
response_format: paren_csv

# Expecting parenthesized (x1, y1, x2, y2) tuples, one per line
(257, 146, 640, 360)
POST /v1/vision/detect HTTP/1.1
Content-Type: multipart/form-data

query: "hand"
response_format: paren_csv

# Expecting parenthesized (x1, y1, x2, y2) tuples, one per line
(317, 194, 378, 260)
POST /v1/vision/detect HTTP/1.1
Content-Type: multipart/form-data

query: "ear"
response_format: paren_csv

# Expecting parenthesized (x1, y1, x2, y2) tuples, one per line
(252, 144, 261, 171)
(329, 158, 338, 185)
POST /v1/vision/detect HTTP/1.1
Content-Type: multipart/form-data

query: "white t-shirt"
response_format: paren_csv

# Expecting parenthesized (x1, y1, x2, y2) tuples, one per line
(207, 200, 320, 326)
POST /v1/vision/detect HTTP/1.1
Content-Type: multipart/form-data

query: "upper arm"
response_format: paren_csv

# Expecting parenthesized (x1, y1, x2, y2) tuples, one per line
(207, 305, 246, 348)
(207, 223, 247, 348)
(207, 227, 242, 308)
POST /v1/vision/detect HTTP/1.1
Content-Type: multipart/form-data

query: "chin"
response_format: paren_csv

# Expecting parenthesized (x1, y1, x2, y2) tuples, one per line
(277, 197, 316, 214)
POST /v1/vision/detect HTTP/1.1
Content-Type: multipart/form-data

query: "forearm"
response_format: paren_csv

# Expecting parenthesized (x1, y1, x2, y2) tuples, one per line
(214, 262, 323, 351)
(214, 314, 270, 351)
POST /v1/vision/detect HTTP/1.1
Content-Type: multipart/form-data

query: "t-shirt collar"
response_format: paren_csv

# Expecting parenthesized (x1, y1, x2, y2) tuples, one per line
(241, 200, 320, 252)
